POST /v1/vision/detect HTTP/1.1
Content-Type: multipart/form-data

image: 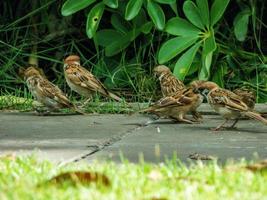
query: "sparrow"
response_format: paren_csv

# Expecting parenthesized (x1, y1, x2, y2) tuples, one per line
(153, 65, 202, 121)
(233, 87, 256, 109)
(63, 55, 123, 103)
(190, 80, 267, 131)
(139, 87, 203, 124)
(21, 66, 83, 115)
(153, 65, 185, 96)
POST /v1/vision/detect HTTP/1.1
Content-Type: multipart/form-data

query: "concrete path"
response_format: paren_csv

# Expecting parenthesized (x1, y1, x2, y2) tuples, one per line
(0, 104, 267, 164)
(0, 112, 148, 163)
(88, 115, 267, 163)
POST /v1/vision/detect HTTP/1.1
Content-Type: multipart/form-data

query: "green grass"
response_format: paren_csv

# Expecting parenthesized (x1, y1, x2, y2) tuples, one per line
(0, 95, 33, 111)
(1, 0, 267, 104)
(0, 155, 266, 200)
(0, 95, 148, 114)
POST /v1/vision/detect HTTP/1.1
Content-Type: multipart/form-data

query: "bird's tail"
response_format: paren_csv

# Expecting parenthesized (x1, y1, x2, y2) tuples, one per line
(243, 111, 267, 125)
(107, 91, 133, 108)
(72, 104, 86, 115)
(108, 91, 122, 102)
(138, 106, 156, 114)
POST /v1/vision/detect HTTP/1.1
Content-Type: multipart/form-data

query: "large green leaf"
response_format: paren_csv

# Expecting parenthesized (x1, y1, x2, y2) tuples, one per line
(105, 28, 142, 56)
(105, 37, 132, 57)
(61, 0, 96, 16)
(103, 0, 118, 8)
(174, 42, 201, 80)
(111, 14, 131, 34)
(183, 1, 204, 29)
(86, 2, 105, 39)
(210, 0, 230, 26)
(203, 29, 216, 56)
(165, 17, 201, 36)
(147, 1, 165, 30)
(234, 9, 251, 42)
(158, 36, 198, 64)
(199, 29, 217, 80)
(154, 0, 175, 4)
(187, 54, 201, 76)
(125, 0, 143, 20)
(95, 29, 124, 47)
(196, 0, 209, 27)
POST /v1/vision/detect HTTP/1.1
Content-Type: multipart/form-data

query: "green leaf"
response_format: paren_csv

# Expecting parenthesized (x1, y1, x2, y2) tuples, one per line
(141, 22, 153, 34)
(154, 0, 175, 4)
(132, 8, 147, 27)
(86, 2, 105, 39)
(105, 37, 131, 57)
(211, 61, 228, 87)
(173, 42, 201, 80)
(199, 29, 217, 80)
(183, 1, 205, 29)
(103, 0, 118, 8)
(61, 0, 96, 16)
(187, 54, 201, 76)
(203, 29, 216, 55)
(95, 29, 124, 47)
(165, 17, 201, 36)
(234, 9, 251, 41)
(147, 1, 165, 30)
(105, 29, 142, 56)
(210, 0, 230, 26)
(170, 2, 178, 16)
(196, 0, 209, 27)
(158, 36, 198, 64)
(111, 14, 131, 34)
(199, 52, 213, 80)
(125, 0, 143, 20)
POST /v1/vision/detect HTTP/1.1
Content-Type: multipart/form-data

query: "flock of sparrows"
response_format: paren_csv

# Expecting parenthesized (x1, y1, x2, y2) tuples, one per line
(140, 65, 266, 131)
(19, 55, 267, 131)
(19, 55, 124, 115)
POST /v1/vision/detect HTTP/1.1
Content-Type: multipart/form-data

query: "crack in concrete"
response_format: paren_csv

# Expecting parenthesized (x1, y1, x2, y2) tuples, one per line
(58, 118, 157, 166)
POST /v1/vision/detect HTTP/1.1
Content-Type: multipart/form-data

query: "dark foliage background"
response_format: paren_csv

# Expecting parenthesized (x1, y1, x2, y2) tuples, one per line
(0, 0, 266, 102)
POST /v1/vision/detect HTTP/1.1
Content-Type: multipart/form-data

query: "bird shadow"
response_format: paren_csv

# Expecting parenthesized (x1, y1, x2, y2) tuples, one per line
(187, 125, 267, 134)
(123, 120, 192, 126)
(2, 111, 83, 117)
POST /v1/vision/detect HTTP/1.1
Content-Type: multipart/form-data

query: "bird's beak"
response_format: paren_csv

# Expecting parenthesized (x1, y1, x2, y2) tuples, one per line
(153, 71, 158, 78)
(201, 89, 209, 99)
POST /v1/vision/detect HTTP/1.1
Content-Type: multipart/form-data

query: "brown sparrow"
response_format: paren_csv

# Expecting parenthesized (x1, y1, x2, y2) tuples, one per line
(21, 66, 83, 114)
(139, 87, 203, 124)
(63, 55, 123, 103)
(191, 80, 267, 131)
(153, 65, 202, 121)
(153, 65, 185, 96)
(233, 87, 256, 109)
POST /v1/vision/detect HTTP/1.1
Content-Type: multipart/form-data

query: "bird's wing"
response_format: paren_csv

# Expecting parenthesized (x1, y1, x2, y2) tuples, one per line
(65, 64, 109, 96)
(161, 74, 185, 96)
(38, 77, 72, 107)
(209, 88, 248, 111)
(157, 88, 196, 107)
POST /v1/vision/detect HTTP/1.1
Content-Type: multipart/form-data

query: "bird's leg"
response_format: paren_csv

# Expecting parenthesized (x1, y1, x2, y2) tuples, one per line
(173, 114, 195, 124)
(80, 97, 92, 108)
(191, 110, 203, 122)
(33, 104, 50, 116)
(180, 118, 195, 124)
(35, 108, 50, 116)
(228, 119, 239, 129)
(211, 119, 229, 131)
